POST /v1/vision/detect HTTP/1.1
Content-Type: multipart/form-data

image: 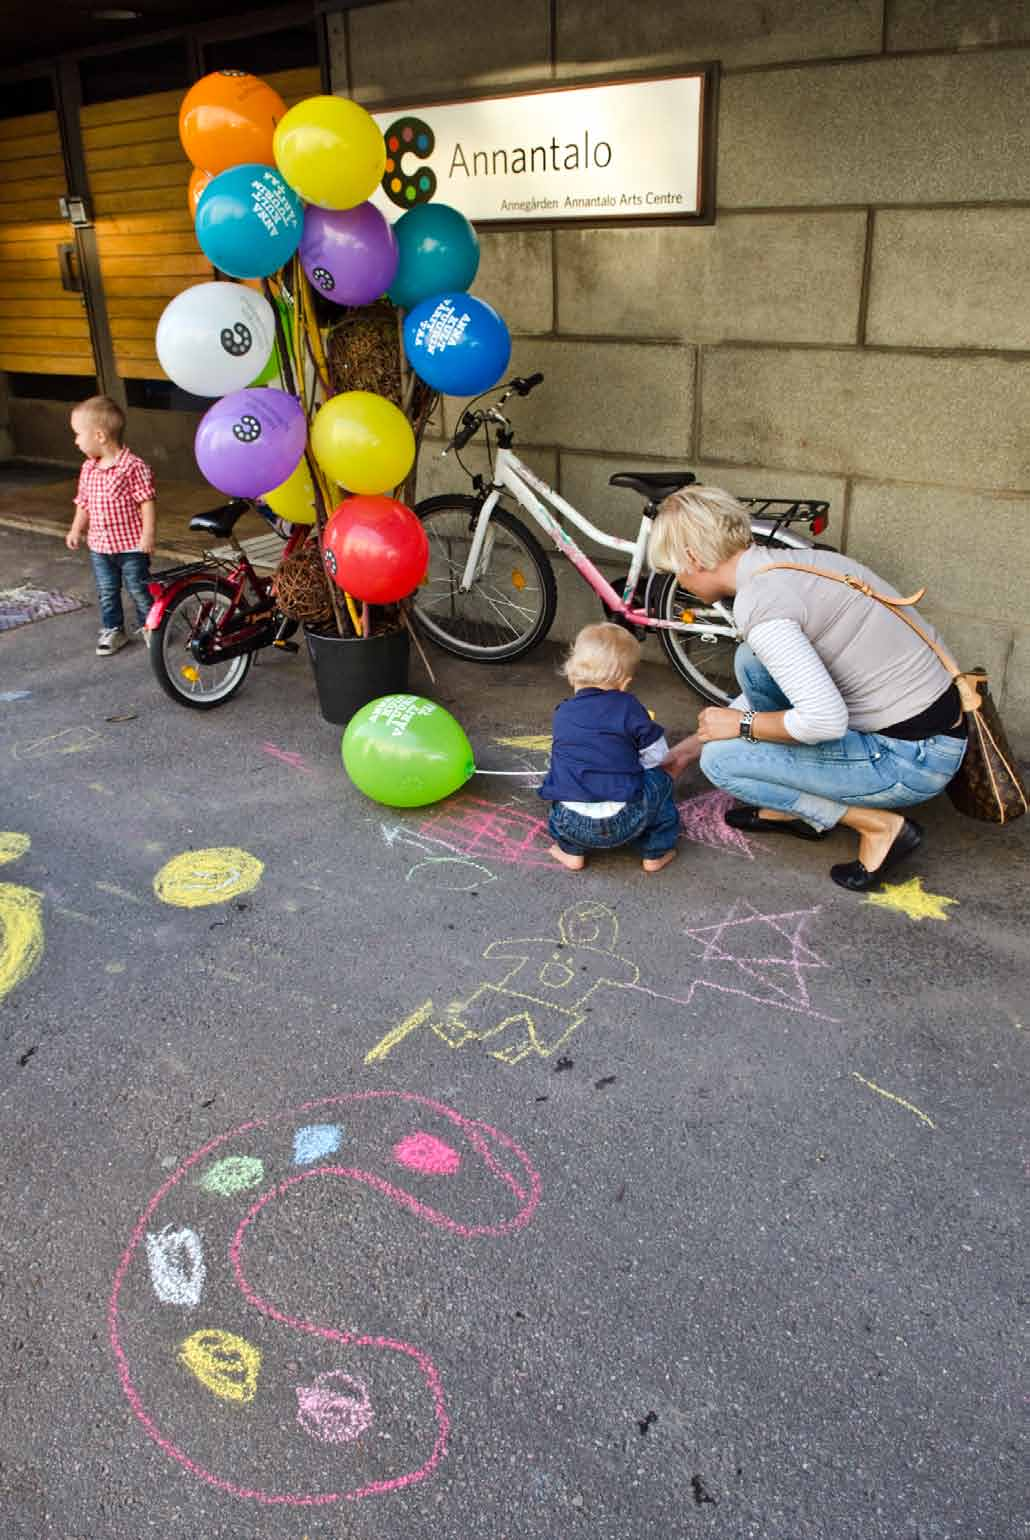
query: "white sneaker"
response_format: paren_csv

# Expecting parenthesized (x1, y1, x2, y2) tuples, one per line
(96, 627, 127, 656)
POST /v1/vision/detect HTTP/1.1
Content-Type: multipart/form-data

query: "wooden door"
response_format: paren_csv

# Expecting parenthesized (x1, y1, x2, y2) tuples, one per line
(0, 110, 95, 376)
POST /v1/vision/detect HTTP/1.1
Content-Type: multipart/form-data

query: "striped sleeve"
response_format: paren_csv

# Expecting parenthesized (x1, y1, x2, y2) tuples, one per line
(745, 618, 849, 743)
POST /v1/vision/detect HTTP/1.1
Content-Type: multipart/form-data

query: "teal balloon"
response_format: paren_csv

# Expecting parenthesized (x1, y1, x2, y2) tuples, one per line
(342, 693, 475, 807)
(387, 203, 479, 310)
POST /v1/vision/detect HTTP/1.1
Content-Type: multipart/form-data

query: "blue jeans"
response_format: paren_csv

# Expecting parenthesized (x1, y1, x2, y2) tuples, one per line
(547, 767, 681, 858)
(699, 645, 967, 832)
(89, 550, 152, 630)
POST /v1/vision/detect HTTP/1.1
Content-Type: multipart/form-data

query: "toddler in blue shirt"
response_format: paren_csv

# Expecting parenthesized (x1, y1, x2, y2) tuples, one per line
(539, 622, 680, 873)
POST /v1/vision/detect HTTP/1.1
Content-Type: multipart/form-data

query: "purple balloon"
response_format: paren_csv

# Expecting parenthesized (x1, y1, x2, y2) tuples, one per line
(299, 202, 399, 308)
(195, 387, 307, 499)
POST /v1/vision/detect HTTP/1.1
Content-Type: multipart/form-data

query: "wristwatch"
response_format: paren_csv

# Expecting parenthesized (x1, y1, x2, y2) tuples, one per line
(739, 711, 756, 742)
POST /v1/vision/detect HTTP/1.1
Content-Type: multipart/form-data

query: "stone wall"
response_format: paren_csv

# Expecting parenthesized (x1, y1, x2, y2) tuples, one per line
(328, 0, 1030, 731)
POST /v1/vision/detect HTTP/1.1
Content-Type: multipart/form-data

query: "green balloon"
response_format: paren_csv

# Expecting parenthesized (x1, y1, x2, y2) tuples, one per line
(247, 295, 293, 387)
(342, 693, 476, 808)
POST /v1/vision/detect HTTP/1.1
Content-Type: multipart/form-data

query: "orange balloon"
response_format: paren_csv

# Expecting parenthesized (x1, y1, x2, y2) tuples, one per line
(179, 71, 288, 176)
(187, 167, 213, 217)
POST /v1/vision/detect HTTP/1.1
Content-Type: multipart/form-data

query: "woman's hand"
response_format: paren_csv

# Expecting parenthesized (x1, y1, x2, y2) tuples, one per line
(697, 707, 744, 743)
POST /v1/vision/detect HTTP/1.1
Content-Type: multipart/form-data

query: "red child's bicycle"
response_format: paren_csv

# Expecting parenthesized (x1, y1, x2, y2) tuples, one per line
(144, 498, 304, 708)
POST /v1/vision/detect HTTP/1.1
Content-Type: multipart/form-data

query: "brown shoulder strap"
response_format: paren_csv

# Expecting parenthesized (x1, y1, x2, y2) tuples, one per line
(755, 562, 983, 709)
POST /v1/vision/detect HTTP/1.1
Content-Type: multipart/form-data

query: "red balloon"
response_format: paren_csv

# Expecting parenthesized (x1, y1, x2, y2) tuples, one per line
(322, 495, 429, 604)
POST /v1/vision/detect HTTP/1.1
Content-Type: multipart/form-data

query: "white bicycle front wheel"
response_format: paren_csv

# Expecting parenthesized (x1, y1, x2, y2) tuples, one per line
(413, 495, 558, 662)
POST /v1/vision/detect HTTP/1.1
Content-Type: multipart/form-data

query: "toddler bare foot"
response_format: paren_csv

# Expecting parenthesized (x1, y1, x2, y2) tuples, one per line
(642, 849, 677, 874)
(549, 844, 586, 871)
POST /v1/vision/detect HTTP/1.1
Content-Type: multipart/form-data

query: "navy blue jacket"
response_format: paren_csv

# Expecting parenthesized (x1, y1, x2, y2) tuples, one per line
(538, 689, 664, 803)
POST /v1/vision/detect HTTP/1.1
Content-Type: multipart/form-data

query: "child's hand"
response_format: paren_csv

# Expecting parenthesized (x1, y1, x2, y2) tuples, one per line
(139, 534, 155, 555)
(65, 527, 81, 550)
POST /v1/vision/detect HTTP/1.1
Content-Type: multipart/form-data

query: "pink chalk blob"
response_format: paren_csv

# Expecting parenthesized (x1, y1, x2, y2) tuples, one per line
(393, 1131, 462, 1176)
(296, 1371, 373, 1444)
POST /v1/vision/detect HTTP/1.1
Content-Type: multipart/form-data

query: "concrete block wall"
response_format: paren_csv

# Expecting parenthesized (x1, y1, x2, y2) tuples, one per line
(331, 0, 1030, 730)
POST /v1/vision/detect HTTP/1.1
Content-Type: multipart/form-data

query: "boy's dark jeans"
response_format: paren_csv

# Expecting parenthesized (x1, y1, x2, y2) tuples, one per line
(547, 767, 680, 859)
(89, 550, 151, 630)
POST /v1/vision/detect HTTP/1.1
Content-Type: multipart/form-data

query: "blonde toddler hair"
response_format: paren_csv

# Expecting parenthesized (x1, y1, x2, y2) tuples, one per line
(562, 622, 641, 692)
(648, 484, 752, 574)
(73, 394, 126, 445)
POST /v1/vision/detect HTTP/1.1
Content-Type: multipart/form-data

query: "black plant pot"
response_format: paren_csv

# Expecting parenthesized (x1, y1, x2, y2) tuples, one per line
(304, 624, 410, 725)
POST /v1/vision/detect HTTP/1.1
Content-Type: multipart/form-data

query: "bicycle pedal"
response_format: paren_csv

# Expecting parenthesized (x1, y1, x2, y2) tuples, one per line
(273, 639, 300, 653)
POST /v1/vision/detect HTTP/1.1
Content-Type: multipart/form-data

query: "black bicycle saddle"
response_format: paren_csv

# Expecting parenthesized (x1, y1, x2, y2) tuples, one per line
(608, 471, 697, 500)
(188, 499, 252, 537)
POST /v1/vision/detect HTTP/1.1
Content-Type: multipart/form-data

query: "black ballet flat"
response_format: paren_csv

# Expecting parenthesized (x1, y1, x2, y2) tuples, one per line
(829, 817, 924, 892)
(725, 806, 830, 842)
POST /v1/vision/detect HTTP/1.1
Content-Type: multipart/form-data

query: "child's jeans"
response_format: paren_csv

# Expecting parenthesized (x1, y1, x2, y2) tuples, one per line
(547, 768, 680, 859)
(89, 550, 151, 630)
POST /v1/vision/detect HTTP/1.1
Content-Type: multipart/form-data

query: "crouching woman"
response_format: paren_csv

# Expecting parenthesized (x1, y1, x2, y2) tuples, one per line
(648, 487, 967, 891)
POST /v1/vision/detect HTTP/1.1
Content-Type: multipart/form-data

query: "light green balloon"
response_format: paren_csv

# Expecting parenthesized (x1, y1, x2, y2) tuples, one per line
(342, 693, 475, 807)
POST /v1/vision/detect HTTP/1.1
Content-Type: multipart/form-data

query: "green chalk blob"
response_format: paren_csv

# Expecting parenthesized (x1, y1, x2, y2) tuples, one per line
(198, 1155, 265, 1197)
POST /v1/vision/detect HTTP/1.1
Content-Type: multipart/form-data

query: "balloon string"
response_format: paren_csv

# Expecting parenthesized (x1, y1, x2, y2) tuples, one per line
(473, 769, 544, 776)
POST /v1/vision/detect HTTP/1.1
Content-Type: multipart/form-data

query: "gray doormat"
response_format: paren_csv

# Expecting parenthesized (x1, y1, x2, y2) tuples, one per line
(0, 585, 89, 633)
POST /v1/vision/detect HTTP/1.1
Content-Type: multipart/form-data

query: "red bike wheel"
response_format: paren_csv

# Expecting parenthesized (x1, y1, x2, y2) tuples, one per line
(150, 576, 253, 709)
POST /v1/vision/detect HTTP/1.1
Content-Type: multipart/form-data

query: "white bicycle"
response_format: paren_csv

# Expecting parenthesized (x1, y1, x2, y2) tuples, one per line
(412, 373, 831, 704)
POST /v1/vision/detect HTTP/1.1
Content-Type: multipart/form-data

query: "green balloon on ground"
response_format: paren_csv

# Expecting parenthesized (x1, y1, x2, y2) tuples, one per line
(342, 693, 475, 807)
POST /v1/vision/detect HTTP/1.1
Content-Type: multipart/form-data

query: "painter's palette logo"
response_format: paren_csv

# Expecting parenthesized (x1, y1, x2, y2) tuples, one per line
(382, 116, 436, 209)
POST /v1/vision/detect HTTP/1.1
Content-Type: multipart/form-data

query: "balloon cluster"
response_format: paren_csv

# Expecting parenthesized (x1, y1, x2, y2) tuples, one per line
(155, 70, 514, 609)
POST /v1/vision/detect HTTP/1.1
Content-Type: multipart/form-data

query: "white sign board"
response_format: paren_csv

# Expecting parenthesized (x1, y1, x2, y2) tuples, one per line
(368, 74, 708, 226)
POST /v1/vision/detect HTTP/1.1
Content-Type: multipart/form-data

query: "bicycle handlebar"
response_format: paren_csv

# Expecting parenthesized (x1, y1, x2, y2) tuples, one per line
(442, 373, 546, 454)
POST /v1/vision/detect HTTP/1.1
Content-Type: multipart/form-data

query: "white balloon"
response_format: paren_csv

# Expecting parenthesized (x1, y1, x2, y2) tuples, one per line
(155, 281, 275, 397)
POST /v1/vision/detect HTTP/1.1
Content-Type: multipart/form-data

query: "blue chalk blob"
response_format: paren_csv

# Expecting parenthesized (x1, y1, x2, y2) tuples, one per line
(293, 1123, 343, 1165)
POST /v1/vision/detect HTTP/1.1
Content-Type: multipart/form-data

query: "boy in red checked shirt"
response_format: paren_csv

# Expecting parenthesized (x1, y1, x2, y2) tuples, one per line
(65, 394, 157, 656)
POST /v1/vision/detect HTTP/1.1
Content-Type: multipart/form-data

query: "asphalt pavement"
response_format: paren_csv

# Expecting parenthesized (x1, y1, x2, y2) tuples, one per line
(1, 524, 1027, 1540)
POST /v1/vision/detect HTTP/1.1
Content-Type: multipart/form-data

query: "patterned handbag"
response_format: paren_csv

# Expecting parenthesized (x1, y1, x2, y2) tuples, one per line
(758, 563, 1029, 824)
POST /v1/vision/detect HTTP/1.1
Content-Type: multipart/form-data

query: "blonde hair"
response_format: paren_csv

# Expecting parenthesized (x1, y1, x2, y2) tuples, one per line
(648, 485, 752, 574)
(73, 394, 125, 445)
(562, 622, 641, 691)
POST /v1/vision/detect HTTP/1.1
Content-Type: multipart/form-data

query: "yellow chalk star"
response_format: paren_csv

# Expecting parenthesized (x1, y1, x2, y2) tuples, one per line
(864, 876, 957, 922)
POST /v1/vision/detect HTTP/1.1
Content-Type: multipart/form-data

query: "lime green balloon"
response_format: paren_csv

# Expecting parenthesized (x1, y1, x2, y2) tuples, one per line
(247, 295, 293, 387)
(342, 693, 475, 807)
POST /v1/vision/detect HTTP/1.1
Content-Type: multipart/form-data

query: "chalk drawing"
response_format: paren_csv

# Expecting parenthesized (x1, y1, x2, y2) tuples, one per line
(153, 848, 264, 908)
(0, 833, 31, 866)
(0, 833, 44, 1006)
(864, 877, 958, 922)
(493, 734, 553, 753)
(296, 1371, 374, 1445)
(851, 1072, 935, 1129)
(675, 790, 763, 858)
(108, 1090, 541, 1506)
(393, 1131, 462, 1176)
(293, 1124, 342, 1165)
(378, 821, 496, 891)
(417, 796, 555, 869)
(198, 1155, 265, 1197)
(12, 726, 101, 760)
(146, 1227, 206, 1307)
(261, 743, 313, 774)
(179, 1328, 261, 1403)
(365, 898, 838, 1068)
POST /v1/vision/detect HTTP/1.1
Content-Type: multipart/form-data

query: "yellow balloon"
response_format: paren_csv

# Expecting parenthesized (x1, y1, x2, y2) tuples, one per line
(311, 392, 415, 496)
(263, 455, 317, 525)
(273, 95, 386, 210)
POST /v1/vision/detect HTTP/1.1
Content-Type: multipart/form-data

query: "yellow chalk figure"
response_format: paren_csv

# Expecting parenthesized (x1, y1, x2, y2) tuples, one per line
(435, 901, 639, 1065)
(153, 848, 264, 909)
(864, 877, 958, 922)
(178, 1329, 261, 1404)
(0, 833, 44, 1005)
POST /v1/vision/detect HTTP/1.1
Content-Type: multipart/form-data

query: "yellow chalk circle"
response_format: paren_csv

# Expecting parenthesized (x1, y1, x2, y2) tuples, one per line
(0, 882, 44, 1005)
(178, 1328, 261, 1403)
(0, 833, 31, 867)
(153, 848, 264, 909)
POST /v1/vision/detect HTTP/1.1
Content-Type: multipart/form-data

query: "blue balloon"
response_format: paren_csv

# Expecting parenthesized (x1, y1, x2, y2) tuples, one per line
(195, 164, 304, 280)
(388, 203, 479, 310)
(404, 293, 511, 397)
